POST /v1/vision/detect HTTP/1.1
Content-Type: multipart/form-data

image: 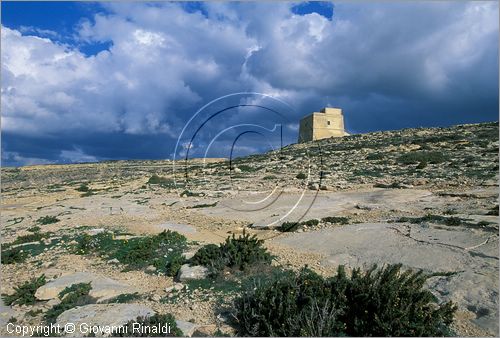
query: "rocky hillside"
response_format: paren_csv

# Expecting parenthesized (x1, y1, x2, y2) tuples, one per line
(3, 122, 498, 194)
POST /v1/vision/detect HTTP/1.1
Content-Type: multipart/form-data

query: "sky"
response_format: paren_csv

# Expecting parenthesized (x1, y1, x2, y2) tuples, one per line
(1, 1, 498, 166)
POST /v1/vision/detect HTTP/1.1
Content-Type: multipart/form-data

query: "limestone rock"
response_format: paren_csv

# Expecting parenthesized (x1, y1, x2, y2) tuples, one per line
(35, 272, 135, 302)
(176, 265, 209, 282)
(56, 303, 154, 337)
(176, 320, 198, 337)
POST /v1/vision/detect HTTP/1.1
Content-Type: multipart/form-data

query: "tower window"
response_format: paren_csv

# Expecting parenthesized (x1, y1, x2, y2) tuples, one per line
(327, 121, 331, 125)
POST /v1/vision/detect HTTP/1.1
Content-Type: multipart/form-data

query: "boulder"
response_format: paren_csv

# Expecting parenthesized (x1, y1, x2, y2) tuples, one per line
(176, 265, 209, 282)
(56, 303, 154, 337)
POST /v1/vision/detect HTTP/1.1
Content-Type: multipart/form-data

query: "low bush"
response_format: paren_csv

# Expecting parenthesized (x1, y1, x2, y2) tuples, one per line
(180, 190, 205, 197)
(398, 151, 448, 165)
(301, 219, 319, 227)
(2, 275, 46, 306)
(36, 216, 60, 225)
(104, 293, 141, 304)
(188, 202, 218, 209)
(111, 313, 182, 337)
(321, 216, 349, 225)
(296, 172, 307, 179)
(165, 254, 186, 277)
(72, 230, 188, 274)
(190, 232, 272, 274)
(45, 283, 95, 323)
(366, 153, 385, 160)
(1, 247, 27, 264)
(75, 184, 89, 192)
(190, 244, 221, 268)
(278, 221, 300, 232)
(416, 161, 428, 169)
(235, 264, 456, 336)
(278, 219, 321, 232)
(12, 232, 50, 245)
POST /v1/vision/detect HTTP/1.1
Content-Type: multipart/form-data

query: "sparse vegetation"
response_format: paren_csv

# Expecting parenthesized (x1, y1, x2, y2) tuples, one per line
(75, 183, 90, 192)
(180, 189, 205, 197)
(2, 275, 46, 306)
(398, 151, 449, 165)
(1, 247, 27, 264)
(235, 264, 456, 336)
(104, 292, 141, 304)
(12, 232, 51, 245)
(296, 172, 307, 179)
(36, 215, 60, 225)
(111, 313, 182, 337)
(190, 232, 272, 274)
(147, 174, 176, 188)
(72, 230, 188, 274)
(321, 216, 349, 225)
(188, 201, 218, 209)
(45, 283, 95, 323)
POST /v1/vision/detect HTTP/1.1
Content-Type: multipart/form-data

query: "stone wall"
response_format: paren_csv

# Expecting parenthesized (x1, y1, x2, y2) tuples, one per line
(298, 107, 346, 142)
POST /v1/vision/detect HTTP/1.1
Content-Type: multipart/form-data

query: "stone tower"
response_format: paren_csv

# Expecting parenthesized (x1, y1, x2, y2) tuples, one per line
(298, 107, 347, 143)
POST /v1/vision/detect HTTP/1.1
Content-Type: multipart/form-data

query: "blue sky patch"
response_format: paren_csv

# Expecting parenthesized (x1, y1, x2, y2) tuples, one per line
(291, 1, 334, 20)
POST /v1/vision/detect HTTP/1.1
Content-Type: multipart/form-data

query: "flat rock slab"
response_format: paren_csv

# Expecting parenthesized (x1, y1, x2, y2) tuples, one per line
(35, 272, 135, 302)
(156, 223, 197, 234)
(275, 222, 499, 335)
(177, 264, 209, 282)
(176, 320, 198, 337)
(201, 188, 436, 228)
(56, 303, 154, 337)
(0, 299, 19, 327)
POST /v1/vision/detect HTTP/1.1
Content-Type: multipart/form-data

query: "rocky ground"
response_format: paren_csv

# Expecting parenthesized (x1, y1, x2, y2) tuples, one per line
(1, 122, 498, 336)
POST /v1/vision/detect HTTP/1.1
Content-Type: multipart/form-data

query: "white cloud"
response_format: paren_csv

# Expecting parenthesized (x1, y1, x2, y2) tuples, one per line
(1, 1, 498, 165)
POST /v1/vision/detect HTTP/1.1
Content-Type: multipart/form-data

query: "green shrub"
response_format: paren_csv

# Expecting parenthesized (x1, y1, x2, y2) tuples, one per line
(104, 293, 141, 304)
(1, 247, 27, 264)
(71, 230, 188, 274)
(301, 219, 319, 227)
(398, 151, 448, 165)
(165, 254, 186, 277)
(12, 232, 50, 245)
(111, 313, 182, 337)
(416, 161, 428, 169)
(75, 184, 89, 192)
(321, 216, 349, 225)
(263, 175, 277, 180)
(27, 226, 41, 233)
(235, 264, 456, 336)
(180, 190, 205, 197)
(296, 172, 307, 179)
(366, 153, 385, 160)
(45, 283, 95, 323)
(188, 202, 218, 209)
(278, 221, 300, 232)
(278, 219, 321, 232)
(73, 232, 114, 255)
(37, 216, 60, 225)
(190, 244, 222, 268)
(2, 275, 46, 306)
(487, 205, 499, 216)
(190, 233, 272, 273)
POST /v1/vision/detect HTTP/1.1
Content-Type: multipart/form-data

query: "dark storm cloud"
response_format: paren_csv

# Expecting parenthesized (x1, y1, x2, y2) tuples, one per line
(1, 2, 498, 166)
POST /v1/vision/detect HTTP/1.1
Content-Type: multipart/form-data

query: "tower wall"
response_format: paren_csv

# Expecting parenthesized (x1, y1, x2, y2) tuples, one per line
(298, 107, 346, 143)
